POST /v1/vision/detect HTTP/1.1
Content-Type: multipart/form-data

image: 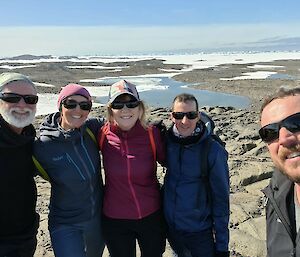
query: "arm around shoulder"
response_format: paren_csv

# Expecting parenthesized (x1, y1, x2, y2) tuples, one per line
(152, 124, 166, 166)
(32, 138, 51, 181)
(85, 117, 105, 136)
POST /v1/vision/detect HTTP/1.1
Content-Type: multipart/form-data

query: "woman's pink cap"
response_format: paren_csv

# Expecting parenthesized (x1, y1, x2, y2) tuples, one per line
(57, 83, 91, 110)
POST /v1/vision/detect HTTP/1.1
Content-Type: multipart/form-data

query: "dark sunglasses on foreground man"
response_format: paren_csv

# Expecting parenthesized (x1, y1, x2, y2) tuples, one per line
(259, 112, 300, 143)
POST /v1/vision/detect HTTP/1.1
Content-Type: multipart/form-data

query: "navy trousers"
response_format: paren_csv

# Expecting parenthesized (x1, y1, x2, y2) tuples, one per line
(167, 228, 215, 257)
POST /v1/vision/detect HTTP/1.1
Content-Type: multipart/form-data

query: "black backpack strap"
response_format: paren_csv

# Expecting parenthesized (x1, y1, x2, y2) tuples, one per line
(200, 137, 213, 207)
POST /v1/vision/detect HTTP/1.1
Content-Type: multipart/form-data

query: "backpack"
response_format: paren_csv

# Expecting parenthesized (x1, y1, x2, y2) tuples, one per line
(200, 111, 227, 206)
(200, 111, 225, 147)
(32, 127, 97, 182)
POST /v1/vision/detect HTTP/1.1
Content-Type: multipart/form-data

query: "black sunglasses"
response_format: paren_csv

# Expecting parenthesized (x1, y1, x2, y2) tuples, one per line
(172, 111, 199, 120)
(62, 99, 92, 111)
(259, 112, 300, 143)
(0, 92, 38, 104)
(111, 101, 140, 110)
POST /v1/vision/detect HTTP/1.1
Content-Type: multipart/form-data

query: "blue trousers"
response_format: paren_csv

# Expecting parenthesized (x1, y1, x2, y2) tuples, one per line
(167, 228, 215, 257)
(50, 214, 105, 257)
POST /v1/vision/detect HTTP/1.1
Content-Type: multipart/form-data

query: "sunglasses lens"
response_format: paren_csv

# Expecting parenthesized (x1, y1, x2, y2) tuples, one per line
(63, 101, 77, 109)
(111, 102, 124, 109)
(126, 101, 140, 108)
(259, 126, 279, 143)
(186, 112, 198, 119)
(172, 112, 185, 119)
(79, 102, 92, 111)
(0, 95, 21, 103)
(284, 115, 300, 133)
(24, 95, 38, 104)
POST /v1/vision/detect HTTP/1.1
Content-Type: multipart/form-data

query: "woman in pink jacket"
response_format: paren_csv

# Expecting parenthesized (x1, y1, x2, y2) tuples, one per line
(98, 80, 166, 257)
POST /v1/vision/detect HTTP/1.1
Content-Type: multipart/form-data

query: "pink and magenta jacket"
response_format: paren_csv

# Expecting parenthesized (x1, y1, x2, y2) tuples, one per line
(98, 121, 165, 219)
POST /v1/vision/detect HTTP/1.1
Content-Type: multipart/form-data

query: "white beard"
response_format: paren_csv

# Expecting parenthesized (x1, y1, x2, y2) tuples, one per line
(0, 106, 36, 128)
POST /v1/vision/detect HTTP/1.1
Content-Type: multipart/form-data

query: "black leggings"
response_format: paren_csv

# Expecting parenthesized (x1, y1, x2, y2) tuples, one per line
(102, 210, 166, 257)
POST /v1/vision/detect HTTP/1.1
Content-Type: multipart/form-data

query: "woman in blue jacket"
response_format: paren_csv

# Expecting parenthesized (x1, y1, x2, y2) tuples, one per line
(33, 84, 105, 257)
(163, 93, 230, 257)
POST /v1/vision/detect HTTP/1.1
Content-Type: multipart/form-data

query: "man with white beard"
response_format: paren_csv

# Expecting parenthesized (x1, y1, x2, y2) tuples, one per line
(0, 72, 39, 257)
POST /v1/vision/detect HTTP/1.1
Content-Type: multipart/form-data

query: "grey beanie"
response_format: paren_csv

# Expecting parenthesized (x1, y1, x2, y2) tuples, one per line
(0, 72, 36, 92)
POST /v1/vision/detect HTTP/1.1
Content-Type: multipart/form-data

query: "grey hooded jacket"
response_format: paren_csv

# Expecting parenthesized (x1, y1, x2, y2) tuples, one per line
(263, 169, 299, 257)
(34, 112, 104, 227)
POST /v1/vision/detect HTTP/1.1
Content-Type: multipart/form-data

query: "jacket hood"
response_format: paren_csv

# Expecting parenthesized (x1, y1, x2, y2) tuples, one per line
(168, 120, 209, 145)
(0, 115, 36, 148)
(39, 112, 85, 142)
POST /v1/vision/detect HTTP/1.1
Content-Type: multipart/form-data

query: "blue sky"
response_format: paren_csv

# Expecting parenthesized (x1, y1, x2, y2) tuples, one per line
(0, 0, 300, 56)
(1, 0, 300, 26)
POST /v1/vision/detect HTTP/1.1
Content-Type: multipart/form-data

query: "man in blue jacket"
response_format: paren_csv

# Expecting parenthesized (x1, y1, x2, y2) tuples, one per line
(163, 93, 230, 257)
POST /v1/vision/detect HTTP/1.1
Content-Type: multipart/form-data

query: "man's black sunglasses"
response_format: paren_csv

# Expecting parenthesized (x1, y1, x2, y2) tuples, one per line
(111, 101, 140, 110)
(259, 112, 300, 143)
(62, 99, 92, 111)
(0, 92, 38, 104)
(172, 111, 198, 120)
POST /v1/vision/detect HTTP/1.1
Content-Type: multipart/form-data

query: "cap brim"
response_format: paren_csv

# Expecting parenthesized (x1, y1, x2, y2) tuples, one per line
(109, 92, 138, 104)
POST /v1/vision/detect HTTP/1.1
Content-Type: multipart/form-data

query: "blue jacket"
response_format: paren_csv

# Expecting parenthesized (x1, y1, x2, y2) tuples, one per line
(33, 112, 104, 227)
(163, 122, 230, 252)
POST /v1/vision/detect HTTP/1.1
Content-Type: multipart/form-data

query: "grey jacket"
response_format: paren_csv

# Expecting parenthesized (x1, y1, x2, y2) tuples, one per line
(34, 112, 104, 227)
(263, 169, 299, 257)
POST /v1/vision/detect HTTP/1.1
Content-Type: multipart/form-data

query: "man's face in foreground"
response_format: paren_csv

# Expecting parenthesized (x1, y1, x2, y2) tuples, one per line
(260, 95, 300, 182)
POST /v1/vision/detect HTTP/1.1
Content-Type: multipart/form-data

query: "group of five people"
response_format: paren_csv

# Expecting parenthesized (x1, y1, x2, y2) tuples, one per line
(1, 71, 299, 257)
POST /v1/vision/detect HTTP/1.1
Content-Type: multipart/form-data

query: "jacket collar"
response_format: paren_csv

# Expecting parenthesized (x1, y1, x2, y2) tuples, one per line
(0, 115, 36, 148)
(264, 169, 294, 237)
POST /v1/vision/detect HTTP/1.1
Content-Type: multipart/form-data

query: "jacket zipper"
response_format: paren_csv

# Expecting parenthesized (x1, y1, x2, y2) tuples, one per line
(80, 136, 96, 174)
(173, 145, 183, 228)
(263, 186, 294, 243)
(124, 138, 142, 218)
(66, 153, 86, 180)
(74, 137, 96, 217)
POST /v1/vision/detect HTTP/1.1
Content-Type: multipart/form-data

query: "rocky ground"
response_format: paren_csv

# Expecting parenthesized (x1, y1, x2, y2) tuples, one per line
(4, 56, 299, 256)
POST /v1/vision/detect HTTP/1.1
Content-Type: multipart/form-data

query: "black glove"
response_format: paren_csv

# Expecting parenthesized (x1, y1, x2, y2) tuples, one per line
(215, 251, 230, 257)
